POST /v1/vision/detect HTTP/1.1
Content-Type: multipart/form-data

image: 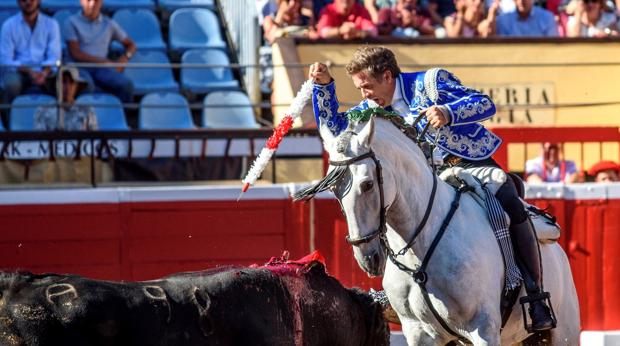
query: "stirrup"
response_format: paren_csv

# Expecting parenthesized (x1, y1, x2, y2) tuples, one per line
(519, 291, 557, 333)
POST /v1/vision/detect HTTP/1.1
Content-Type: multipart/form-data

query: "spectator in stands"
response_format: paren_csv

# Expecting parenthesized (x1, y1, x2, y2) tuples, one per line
(316, 0, 378, 39)
(34, 67, 97, 130)
(65, 0, 136, 102)
(444, 0, 499, 36)
(262, 0, 318, 44)
(377, 0, 436, 37)
(525, 142, 578, 183)
(364, 0, 398, 23)
(495, 0, 559, 36)
(426, 0, 457, 26)
(565, 0, 619, 37)
(0, 0, 61, 104)
(588, 160, 620, 182)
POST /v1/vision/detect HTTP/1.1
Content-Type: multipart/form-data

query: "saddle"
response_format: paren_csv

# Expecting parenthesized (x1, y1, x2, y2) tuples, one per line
(439, 167, 561, 243)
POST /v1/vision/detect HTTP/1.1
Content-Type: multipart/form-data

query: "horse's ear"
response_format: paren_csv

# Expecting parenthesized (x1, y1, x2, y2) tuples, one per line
(358, 117, 375, 149)
(318, 121, 336, 147)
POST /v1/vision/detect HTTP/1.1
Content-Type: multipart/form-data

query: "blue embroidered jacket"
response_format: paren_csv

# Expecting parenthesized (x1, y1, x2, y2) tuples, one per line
(312, 68, 502, 160)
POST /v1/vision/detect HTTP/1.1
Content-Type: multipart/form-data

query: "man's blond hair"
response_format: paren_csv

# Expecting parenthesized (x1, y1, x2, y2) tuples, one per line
(345, 46, 401, 80)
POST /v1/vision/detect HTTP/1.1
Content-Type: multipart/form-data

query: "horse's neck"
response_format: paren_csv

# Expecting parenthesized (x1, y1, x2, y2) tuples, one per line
(374, 120, 455, 248)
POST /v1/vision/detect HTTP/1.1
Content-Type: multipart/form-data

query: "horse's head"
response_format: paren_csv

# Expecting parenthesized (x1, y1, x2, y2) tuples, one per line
(296, 117, 398, 276)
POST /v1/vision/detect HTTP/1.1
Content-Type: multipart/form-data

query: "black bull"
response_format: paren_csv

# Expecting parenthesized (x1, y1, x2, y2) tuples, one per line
(0, 260, 389, 346)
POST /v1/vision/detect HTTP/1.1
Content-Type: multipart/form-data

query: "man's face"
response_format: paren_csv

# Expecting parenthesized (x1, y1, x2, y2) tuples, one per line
(62, 73, 78, 102)
(334, 0, 355, 15)
(596, 170, 619, 183)
(80, 0, 102, 17)
(543, 143, 560, 166)
(18, 0, 39, 16)
(514, 0, 533, 16)
(351, 70, 395, 107)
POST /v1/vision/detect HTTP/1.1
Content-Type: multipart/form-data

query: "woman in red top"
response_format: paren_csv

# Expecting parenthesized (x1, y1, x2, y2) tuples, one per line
(316, 0, 379, 39)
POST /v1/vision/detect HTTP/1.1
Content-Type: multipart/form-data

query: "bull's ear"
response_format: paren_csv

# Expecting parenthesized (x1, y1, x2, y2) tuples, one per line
(358, 117, 375, 149)
(318, 121, 336, 148)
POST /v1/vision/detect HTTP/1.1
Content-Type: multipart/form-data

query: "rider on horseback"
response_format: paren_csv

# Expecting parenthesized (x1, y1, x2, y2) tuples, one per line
(309, 46, 555, 332)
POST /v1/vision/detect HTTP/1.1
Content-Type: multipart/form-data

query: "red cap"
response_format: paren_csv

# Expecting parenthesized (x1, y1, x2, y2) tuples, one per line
(587, 160, 620, 176)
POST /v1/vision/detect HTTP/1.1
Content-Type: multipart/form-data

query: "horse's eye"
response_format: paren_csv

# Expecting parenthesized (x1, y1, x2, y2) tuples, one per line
(361, 181, 374, 193)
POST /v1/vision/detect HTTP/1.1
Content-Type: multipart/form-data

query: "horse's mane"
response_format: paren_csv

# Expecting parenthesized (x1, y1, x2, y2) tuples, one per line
(292, 114, 420, 202)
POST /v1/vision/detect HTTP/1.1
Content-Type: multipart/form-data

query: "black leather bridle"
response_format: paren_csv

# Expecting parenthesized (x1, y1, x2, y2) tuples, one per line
(328, 148, 438, 251)
(329, 150, 387, 246)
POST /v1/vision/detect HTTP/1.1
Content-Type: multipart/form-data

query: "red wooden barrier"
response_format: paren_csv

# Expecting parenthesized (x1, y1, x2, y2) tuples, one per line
(1, 184, 619, 331)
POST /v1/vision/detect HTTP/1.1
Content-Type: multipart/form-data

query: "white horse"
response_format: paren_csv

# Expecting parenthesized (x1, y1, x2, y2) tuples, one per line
(309, 116, 580, 345)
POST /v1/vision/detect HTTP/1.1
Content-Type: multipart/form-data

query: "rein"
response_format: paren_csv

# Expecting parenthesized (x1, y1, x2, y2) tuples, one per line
(325, 115, 470, 342)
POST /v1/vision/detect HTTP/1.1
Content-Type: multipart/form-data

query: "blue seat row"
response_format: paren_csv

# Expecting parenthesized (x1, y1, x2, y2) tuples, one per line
(125, 49, 238, 96)
(5, 91, 259, 131)
(51, 8, 225, 53)
(0, 0, 214, 11)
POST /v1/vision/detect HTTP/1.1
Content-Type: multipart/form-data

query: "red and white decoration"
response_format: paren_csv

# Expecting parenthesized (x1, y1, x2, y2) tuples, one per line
(240, 79, 314, 195)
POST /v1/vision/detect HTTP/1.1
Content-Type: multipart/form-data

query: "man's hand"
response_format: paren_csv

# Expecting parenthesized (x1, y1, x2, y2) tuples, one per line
(116, 55, 129, 72)
(421, 106, 448, 128)
(29, 70, 48, 86)
(309, 62, 332, 85)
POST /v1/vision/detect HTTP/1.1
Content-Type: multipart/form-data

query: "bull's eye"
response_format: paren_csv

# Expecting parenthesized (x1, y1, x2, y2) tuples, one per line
(361, 180, 374, 193)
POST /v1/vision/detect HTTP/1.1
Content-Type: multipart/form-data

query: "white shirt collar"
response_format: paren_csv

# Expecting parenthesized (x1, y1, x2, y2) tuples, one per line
(391, 76, 403, 106)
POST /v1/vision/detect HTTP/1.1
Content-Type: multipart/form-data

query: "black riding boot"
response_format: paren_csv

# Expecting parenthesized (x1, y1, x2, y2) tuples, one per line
(511, 219, 555, 332)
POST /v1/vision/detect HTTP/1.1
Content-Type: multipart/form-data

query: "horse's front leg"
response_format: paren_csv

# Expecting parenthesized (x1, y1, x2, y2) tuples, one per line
(401, 319, 452, 346)
(466, 311, 502, 346)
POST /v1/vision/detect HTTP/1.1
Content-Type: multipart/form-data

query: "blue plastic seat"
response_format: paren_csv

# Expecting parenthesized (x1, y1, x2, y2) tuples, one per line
(158, 0, 213, 11)
(112, 9, 165, 51)
(41, 0, 81, 12)
(52, 9, 76, 53)
(124, 51, 179, 95)
(0, 0, 16, 10)
(181, 49, 238, 95)
(10, 94, 57, 131)
(168, 8, 225, 54)
(139, 92, 195, 129)
(104, 0, 155, 11)
(0, 9, 15, 26)
(202, 91, 259, 129)
(76, 93, 129, 130)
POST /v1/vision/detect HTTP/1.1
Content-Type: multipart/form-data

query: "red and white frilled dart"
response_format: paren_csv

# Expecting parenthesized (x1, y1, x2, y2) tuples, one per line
(238, 79, 314, 200)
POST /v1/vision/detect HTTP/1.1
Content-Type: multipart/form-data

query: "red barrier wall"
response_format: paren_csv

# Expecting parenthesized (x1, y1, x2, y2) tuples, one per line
(0, 185, 619, 331)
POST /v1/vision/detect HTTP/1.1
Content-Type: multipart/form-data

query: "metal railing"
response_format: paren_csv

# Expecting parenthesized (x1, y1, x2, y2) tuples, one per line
(218, 0, 261, 104)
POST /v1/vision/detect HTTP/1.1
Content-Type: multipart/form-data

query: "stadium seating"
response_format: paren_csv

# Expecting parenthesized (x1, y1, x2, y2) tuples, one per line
(76, 93, 129, 130)
(104, 0, 155, 11)
(168, 8, 226, 54)
(158, 0, 214, 11)
(202, 91, 259, 129)
(41, 0, 81, 12)
(0, 0, 16, 10)
(10, 94, 57, 131)
(139, 92, 195, 129)
(112, 9, 166, 51)
(124, 50, 179, 95)
(0, 9, 14, 27)
(181, 49, 238, 95)
(52, 9, 75, 53)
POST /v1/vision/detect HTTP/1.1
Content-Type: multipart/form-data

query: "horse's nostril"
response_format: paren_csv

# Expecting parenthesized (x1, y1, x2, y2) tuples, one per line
(373, 252, 381, 265)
